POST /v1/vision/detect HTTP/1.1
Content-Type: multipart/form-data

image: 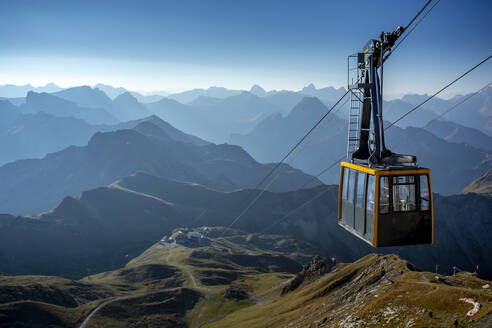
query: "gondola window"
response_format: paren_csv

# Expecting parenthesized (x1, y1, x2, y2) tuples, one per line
(420, 175, 430, 211)
(392, 176, 416, 212)
(379, 176, 390, 214)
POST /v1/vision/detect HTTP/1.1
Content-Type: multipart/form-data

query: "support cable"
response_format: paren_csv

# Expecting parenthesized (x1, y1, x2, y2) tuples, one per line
(386, 55, 491, 130)
(384, 0, 440, 62)
(263, 80, 492, 232)
(222, 91, 349, 233)
(405, 0, 433, 30)
(420, 81, 491, 130)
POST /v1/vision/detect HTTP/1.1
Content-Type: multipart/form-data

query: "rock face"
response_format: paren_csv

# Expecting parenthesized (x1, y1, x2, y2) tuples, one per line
(204, 254, 492, 328)
(282, 256, 335, 293)
(224, 287, 250, 300)
(462, 169, 492, 197)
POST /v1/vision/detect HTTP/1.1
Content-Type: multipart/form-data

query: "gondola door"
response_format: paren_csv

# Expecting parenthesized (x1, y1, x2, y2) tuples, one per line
(354, 171, 366, 233)
(340, 167, 371, 240)
(340, 167, 355, 229)
(365, 174, 375, 241)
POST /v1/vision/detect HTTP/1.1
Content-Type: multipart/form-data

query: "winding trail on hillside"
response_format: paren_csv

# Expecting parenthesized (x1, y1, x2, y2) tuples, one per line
(78, 288, 178, 328)
(165, 241, 175, 263)
(165, 241, 211, 294)
(79, 241, 211, 328)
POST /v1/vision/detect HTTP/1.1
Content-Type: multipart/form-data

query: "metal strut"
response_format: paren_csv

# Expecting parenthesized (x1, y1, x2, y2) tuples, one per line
(347, 26, 416, 167)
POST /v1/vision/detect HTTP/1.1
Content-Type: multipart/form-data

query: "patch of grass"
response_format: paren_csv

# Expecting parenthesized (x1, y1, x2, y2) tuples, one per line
(186, 293, 253, 328)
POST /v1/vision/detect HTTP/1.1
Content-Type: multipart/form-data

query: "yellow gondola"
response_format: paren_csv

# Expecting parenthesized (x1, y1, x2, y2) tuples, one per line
(338, 27, 433, 247)
(338, 162, 433, 247)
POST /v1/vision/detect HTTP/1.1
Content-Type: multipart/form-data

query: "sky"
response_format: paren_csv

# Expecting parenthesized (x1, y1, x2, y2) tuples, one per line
(0, 0, 491, 97)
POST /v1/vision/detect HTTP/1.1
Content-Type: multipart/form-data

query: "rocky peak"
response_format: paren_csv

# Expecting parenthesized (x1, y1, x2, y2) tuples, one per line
(250, 84, 267, 97)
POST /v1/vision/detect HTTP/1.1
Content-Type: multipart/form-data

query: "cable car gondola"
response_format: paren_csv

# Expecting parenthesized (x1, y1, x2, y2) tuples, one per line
(337, 27, 434, 247)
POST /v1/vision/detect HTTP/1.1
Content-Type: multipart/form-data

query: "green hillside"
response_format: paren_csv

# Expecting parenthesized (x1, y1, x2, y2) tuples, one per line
(1, 228, 491, 328)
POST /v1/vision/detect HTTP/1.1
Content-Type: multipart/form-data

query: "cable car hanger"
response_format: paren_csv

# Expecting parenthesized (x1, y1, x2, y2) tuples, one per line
(348, 25, 415, 168)
(339, 1, 441, 247)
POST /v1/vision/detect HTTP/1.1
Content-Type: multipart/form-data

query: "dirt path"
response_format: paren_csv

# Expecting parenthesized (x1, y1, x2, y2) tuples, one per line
(165, 242, 211, 294)
(79, 241, 211, 327)
(78, 288, 177, 328)
(165, 241, 175, 264)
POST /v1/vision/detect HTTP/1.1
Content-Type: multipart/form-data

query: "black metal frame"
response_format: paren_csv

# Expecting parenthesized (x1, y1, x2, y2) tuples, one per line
(348, 26, 415, 167)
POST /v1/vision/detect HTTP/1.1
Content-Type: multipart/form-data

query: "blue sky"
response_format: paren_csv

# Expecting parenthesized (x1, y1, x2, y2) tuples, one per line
(0, 0, 490, 97)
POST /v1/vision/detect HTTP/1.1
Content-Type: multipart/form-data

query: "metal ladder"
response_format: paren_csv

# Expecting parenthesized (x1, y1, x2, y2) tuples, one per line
(346, 89, 363, 158)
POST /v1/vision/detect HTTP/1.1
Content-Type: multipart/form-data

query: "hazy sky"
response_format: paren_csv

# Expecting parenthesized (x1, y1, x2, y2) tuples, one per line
(1, 0, 490, 97)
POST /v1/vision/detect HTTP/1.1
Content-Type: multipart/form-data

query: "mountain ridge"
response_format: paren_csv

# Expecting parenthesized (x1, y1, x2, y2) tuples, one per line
(0, 170, 490, 280)
(229, 96, 492, 195)
(0, 121, 319, 215)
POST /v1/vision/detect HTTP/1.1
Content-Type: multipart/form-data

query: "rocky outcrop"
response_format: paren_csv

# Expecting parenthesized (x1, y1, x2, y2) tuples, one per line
(282, 256, 335, 293)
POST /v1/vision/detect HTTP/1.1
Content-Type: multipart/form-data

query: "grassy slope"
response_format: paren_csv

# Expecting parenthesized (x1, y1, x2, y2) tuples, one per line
(205, 254, 492, 328)
(3, 230, 491, 328)
(0, 229, 317, 328)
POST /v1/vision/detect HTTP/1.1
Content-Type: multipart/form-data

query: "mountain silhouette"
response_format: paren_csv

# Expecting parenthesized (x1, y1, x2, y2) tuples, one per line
(0, 83, 63, 98)
(147, 91, 280, 143)
(0, 121, 319, 214)
(168, 86, 243, 104)
(94, 83, 128, 99)
(112, 92, 152, 121)
(115, 115, 210, 146)
(53, 86, 114, 111)
(129, 91, 165, 104)
(250, 84, 267, 97)
(0, 95, 209, 165)
(51, 86, 158, 122)
(425, 119, 492, 151)
(188, 95, 222, 107)
(401, 87, 492, 135)
(0, 103, 102, 166)
(229, 97, 491, 195)
(20, 91, 118, 125)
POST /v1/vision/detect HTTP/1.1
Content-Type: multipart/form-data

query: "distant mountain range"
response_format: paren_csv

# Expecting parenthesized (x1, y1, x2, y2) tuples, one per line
(398, 87, 492, 136)
(94, 83, 166, 103)
(0, 120, 318, 215)
(0, 91, 209, 165)
(0, 99, 107, 166)
(425, 119, 492, 152)
(2, 82, 490, 136)
(0, 83, 63, 98)
(148, 91, 281, 143)
(229, 97, 492, 195)
(1, 84, 490, 194)
(20, 91, 118, 125)
(53, 86, 153, 122)
(168, 86, 243, 104)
